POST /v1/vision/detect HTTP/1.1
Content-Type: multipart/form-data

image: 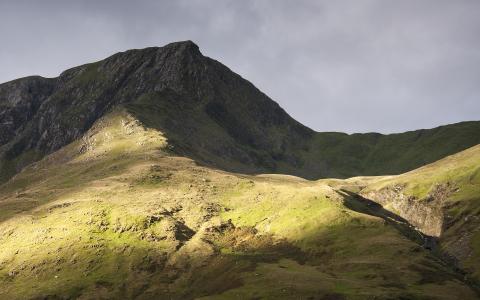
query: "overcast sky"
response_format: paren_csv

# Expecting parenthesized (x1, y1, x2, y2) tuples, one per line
(1, 0, 479, 133)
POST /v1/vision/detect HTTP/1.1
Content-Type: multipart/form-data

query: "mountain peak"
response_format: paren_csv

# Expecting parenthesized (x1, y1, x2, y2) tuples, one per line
(125, 40, 202, 62)
(0, 40, 309, 182)
(164, 40, 200, 54)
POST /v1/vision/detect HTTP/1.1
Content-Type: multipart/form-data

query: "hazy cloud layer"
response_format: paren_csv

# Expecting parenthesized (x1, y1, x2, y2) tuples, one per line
(1, 0, 479, 133)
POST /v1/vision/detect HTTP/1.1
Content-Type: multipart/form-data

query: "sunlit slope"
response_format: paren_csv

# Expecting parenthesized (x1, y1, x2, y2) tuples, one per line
(0, 111, 476, 299)
(360, 145, 480, 280)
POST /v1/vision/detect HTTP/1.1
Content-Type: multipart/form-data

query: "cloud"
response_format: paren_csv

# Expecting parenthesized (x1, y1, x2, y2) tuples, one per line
(1, 0, 479, 133)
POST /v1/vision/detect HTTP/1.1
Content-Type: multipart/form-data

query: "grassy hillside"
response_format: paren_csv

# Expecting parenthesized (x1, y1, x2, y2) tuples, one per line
(301, 121, 480, 178)
(0, 110, 477, 299)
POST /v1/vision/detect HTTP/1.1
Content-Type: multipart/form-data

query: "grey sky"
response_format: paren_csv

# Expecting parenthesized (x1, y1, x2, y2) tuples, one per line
(1, 0, 479, 133)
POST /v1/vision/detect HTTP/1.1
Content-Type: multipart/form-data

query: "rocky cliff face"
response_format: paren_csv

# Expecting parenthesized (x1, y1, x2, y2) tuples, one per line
(0, 76, 56, 146)
(361, 184, 453, 237)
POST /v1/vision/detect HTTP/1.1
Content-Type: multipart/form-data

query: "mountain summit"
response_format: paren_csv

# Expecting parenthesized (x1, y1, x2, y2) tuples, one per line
(0, 41, 310, 182)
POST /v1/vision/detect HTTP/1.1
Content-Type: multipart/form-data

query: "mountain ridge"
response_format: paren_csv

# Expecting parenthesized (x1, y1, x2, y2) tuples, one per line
(1, 40, 479, 184)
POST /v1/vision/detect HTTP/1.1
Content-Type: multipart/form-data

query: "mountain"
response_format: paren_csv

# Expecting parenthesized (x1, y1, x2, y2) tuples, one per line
(1, 41, 479, 184)
(0, 41, 479, 299)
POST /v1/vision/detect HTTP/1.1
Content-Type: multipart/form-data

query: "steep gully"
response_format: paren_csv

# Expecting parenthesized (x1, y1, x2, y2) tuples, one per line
(335, 189, 480, 295)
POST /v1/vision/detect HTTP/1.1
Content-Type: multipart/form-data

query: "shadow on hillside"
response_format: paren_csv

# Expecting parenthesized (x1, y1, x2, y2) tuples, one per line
(124, 89, 480, 182)
(124, 89, 323, 180)
(336, 189, 436, 249)
(337, 189, 480, 295)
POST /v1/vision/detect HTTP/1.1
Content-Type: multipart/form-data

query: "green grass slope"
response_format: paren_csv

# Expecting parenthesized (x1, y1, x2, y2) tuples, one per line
(301, 121, 480, 178)
(0, 110, 477, 299)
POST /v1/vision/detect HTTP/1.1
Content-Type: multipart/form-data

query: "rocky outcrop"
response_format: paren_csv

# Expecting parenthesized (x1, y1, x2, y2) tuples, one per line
(361, 183, 453, 237)
(0, 76, 56, 146)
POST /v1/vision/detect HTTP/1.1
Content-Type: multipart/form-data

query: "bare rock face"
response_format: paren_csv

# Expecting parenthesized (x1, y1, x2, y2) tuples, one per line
(362, 183, 453, 237)
(0, 76, 56, 146)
